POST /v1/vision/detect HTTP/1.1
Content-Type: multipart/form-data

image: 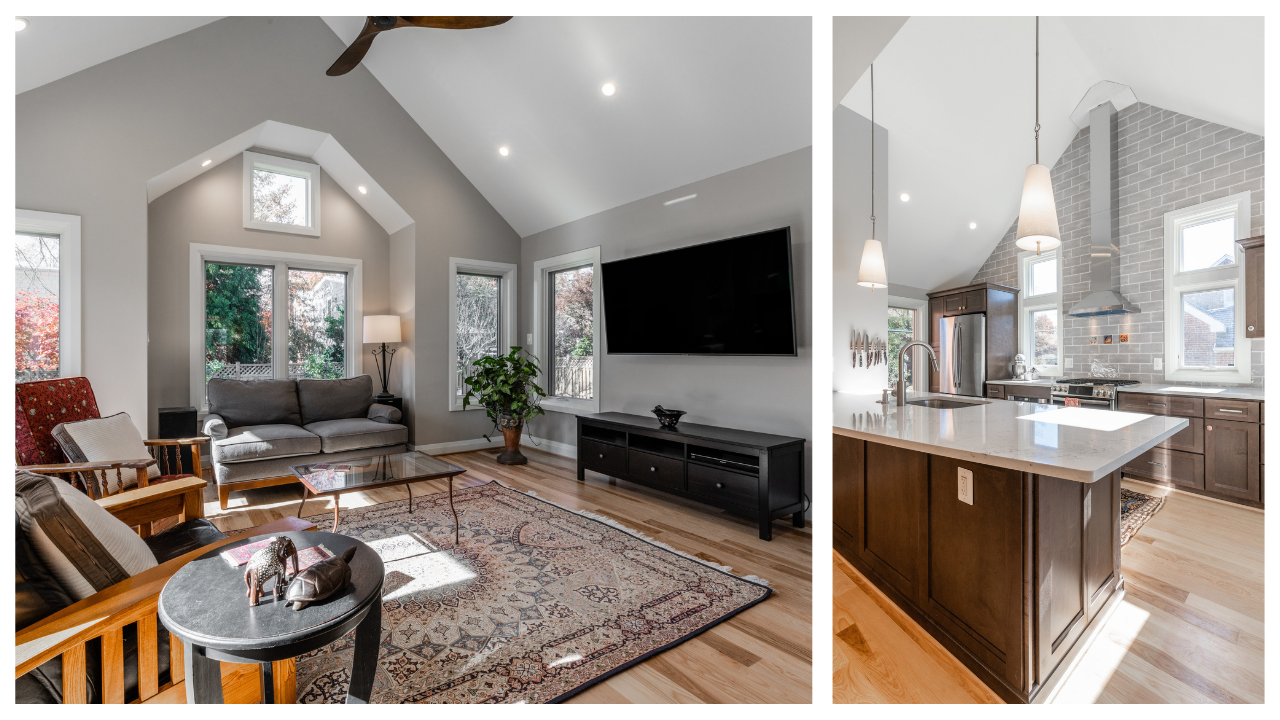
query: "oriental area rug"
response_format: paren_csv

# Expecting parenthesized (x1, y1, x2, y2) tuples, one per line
(293, 481, 771, 703)
(1119, 488, 1165, 546)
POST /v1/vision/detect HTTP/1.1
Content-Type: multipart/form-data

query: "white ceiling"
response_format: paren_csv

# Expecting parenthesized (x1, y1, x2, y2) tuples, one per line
(15, 16, 222, 94)
(839, 16, 1264, 293)
(322, 16, 812, 237)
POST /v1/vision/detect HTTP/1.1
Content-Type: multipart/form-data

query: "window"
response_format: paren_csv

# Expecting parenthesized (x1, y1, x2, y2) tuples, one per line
(1018, 248, 1062, 376)
(242, 151, 321, 237)
(887, 307, 915, 388)
(191, 244, 361, 408)
(448, 258, 517, 411)
(1163, 192, 1250, 383)
(534, 247, 602, 414)
(15, 210, 80, 383)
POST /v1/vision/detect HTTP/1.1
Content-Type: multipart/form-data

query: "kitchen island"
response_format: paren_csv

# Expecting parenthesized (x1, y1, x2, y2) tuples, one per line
(833, 392, 1187, 703)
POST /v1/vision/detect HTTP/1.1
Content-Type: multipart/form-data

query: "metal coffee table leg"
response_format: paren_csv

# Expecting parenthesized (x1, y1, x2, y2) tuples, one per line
(259, 661, 274, 704)
(183, 642, 224, 704)
(332, 491, 341, 532)
(407, 482, 412, 513)
(449, 477, 459, 546)
(346, 599, 382, 704)
(296, 487, 308, 520)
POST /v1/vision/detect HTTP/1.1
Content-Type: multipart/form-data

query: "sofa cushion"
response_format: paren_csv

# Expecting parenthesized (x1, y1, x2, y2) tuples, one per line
(207, 378, 301, 429)
(15, 471, 157, 601)
(297, 375, 375, 425)
(303, 418, 409, 454)
(51, 412, 159, 491)
(212, 424, 321, 464)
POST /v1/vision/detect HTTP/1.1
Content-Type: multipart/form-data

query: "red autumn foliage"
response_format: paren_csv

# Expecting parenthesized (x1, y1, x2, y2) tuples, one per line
(15, 290, 59, 372)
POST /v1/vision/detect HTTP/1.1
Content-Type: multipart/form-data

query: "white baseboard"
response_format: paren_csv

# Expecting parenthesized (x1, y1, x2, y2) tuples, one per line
(416, 435, 577, 460)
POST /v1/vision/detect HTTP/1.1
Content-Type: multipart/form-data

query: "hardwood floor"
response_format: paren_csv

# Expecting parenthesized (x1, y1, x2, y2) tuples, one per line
(202, 447, 812, 704)
(832, 478, 1264, 704)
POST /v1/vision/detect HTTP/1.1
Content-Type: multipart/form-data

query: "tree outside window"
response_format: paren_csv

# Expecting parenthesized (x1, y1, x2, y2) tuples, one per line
(455, 273, 501, 395)
(887, 307, 915, 388)
(550, 266, 594, 399)
(15, 232, 60, 383)
(252, 169, 307, 226)
(205, 263, 273, 385)
(289, 270, 346, 379)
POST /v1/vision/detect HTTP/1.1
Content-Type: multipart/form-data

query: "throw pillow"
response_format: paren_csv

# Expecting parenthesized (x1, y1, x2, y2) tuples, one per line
(15, 470, 158, 601)
(51, 412, 158, 492)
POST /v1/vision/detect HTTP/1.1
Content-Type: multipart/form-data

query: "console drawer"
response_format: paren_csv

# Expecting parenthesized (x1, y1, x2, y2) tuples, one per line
(1123, 447, 1205, 490)
(1205, 398, 1260, 423)
(628, 449, 684, 490)
(580, 438, 626, 478)
(1158, 417, 1204, 454)
(986, 384, 1006, 399)
(1118, 393, 1203, 418)
(688, 463, 758, 510)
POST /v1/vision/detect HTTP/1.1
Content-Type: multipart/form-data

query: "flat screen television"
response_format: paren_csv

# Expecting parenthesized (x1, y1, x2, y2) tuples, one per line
(601, 227, 797, 356)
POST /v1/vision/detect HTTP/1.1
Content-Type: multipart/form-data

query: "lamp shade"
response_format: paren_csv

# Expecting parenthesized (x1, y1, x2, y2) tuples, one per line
(363, 315, 401, 344)
(856, 239, 888, 289)
(1015, 163, 1061, 253)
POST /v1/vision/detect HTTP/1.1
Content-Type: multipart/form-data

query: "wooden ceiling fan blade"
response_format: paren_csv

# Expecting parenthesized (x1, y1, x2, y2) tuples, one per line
(395, 16, 514, 30)
(326, 30, 381, 76)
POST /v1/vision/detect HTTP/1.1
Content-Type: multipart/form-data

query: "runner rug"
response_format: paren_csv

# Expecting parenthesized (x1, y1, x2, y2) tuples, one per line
(292, 481, 771, 703)
(1119, 487, 1165, 546)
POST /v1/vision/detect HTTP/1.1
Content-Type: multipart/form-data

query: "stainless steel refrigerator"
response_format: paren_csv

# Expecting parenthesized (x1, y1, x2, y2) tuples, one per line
(937, 313, 986, 397)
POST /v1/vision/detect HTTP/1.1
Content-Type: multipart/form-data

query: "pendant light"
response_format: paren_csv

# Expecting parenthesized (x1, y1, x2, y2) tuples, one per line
(857, 63, 888, 290)
(1014, 17, 1061, 256)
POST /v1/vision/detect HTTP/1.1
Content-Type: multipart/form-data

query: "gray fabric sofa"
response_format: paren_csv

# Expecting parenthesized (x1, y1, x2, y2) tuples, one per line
(202, 375, 408, 509)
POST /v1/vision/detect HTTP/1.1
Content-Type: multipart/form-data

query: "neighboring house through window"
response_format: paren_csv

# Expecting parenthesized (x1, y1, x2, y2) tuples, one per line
(15, 209, 81, 383)
(1017, 248, 1062, 377)
(448, 258, 517, 411)
(1162, 192, 1251, 383)
(534, 247, 602, 414)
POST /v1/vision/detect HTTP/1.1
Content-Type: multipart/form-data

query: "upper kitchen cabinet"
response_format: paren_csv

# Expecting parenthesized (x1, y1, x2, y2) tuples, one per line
(1238, 235, 1264, 338)
(926, 283, 1019, 392)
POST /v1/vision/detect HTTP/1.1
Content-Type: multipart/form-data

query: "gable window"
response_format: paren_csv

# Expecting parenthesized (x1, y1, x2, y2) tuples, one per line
(534, 247, 601, 414)
(242, 151, 322, 237)
(15, 210, 81, 383)
(1163, 192, 1250, 382)
(191, 244, 361, 409)
(448, 258, 517, 411)
(1018, 249, 1062, 377)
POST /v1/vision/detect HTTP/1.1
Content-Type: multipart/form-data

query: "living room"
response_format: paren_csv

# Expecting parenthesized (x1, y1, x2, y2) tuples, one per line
(14, 16, 812, 704)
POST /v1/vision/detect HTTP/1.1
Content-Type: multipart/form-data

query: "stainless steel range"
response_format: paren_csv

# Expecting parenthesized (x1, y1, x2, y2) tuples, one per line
(1049, 378, 1141, 410)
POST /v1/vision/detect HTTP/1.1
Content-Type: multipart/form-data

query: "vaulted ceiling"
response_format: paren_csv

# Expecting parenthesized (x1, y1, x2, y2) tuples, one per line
(838, 16, 1263, 292)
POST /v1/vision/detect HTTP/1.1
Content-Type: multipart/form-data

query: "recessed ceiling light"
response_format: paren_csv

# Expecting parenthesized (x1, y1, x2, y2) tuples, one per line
(899, 193, 909, 202)
(969, 222, 978, 230)
(16, 18, 28, 32)
(499, 146, 509, 157)
(601, 82, 616, 97)
(201, 159, 212, 167)
(357, 186, 367, 194)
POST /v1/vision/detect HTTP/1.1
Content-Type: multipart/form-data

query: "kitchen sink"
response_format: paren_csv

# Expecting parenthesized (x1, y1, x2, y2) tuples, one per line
(906, 397, 988, 410)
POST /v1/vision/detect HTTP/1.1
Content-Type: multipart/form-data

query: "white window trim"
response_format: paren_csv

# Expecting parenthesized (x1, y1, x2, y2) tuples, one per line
(188, 243, 362, 412)
(887, 295, 927, 392)
(1163, 192, 1251, 383)
(16, 209, 81, 378)
(448, 258, 517, 412)
(1017, 248, 1064, 378)
(533, 246, 602, 415)
(242, 151, 322, 237)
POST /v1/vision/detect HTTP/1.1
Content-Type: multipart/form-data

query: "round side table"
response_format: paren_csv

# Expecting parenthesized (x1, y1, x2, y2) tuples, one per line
(157, 531, 384, 704)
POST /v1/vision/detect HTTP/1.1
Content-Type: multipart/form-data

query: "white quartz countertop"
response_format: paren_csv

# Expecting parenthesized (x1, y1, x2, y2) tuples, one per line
(1118, 384, 1266, 402)
(833, 392, 1187, 483)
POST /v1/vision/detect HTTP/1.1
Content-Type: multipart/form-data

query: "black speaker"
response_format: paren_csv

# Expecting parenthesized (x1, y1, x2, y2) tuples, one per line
(157, 406, 198, 475)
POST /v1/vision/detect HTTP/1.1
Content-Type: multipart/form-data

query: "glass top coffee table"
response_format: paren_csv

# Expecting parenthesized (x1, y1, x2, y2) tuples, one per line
(290, 450, 468, 540)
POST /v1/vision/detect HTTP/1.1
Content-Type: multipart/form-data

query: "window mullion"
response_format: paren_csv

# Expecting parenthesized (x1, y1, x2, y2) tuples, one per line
(274, 262, 289, 379)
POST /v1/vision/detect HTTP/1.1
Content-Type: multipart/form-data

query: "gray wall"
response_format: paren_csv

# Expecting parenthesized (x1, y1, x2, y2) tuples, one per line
(972, 102, 1264, 386)
(519, 148, 812, 502)
(833, 105, 889, 393)
(146, 152, 391, 435)
(16, 17, 521, 442)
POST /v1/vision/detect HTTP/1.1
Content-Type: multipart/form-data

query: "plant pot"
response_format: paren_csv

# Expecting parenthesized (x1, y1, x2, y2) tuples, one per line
(496, 416, 527, 465)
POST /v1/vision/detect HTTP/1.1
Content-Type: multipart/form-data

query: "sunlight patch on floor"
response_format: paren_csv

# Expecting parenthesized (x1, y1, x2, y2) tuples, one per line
(1051, 599, 1150, 703)
(381, 551, 478, 601)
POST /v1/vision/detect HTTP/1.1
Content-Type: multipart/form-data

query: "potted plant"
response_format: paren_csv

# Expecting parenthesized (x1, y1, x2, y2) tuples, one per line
(462, 347, 548, 465)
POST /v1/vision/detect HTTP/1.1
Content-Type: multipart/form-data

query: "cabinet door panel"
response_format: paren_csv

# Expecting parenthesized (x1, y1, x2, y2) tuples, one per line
(861, 443, 928, 599)
(1205, 419, 1260, 501)
(1157, 417, 1204, 454)
(1118, 393, 1203, 417)
(1122, 447, 1205, 490)
(1205, 398, 1260, 423)
(581, 438, 628, 478)
(832, 434, 863, 539)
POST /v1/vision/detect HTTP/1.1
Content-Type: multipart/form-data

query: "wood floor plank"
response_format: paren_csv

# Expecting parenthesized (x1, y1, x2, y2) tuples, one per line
(206, 447, 810, 704)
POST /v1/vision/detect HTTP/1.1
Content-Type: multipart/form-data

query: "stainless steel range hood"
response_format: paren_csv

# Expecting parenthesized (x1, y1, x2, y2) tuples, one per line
(1066, 100, 1140, 317)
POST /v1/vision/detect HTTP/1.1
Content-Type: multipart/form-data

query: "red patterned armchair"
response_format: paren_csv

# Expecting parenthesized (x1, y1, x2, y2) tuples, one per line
(16, 377, 209, 536)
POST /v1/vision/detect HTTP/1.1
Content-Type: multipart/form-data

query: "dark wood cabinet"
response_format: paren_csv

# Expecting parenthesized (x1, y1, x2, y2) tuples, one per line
(1205, 419, 1261, 502)
(1123, 447, 1205, 490)
(832, 434, 1120, 703)
(927, 283, 1019, 392)
(1238, 235, 1264, 338)
(578, 413, 805, 540)
(1117, 392, 1203, 417)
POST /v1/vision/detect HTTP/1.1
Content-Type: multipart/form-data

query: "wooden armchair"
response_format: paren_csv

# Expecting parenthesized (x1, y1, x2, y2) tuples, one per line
(16, 504, 317, 704)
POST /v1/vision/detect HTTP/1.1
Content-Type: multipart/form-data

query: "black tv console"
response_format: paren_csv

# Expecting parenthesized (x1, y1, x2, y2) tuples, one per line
(576, 412, 806, 541)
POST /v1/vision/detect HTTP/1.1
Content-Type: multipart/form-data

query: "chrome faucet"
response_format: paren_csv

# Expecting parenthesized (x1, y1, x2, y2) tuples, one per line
(896, 341, 941, 406)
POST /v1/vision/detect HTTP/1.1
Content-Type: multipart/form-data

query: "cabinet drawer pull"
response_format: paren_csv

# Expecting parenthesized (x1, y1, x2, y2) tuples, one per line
(1217, 408, 1244, 414)
(650, 466, 657, 472)
(1149, 461, 1166, 467)
(598, 453, 604, 458)
(1149, 402, 1167, 407)
(715, 483, 724, 489)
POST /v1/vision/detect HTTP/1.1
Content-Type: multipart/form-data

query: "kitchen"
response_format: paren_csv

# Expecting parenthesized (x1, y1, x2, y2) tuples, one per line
(832, 16, 1264, 704)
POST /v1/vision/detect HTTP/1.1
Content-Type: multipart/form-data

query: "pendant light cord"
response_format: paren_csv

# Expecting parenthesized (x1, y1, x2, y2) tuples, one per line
(1034, 16, 1040, 165)
(870, 63, 876, 241)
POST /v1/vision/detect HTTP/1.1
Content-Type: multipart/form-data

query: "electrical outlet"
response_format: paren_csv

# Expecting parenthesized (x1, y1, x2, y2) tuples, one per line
(1154, 357, 1163, 370)
(958, 468, 973, 505)
(527, 333, 534, 345)
(1065, 358, 1073, 369)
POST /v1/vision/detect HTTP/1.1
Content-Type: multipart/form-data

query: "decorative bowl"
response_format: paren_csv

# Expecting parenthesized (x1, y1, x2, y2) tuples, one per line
(652, 405, 687, 429)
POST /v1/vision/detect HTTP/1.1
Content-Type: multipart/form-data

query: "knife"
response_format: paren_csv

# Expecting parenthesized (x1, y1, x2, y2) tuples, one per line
(857, 332, 863, 367)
